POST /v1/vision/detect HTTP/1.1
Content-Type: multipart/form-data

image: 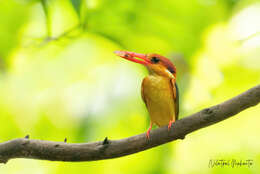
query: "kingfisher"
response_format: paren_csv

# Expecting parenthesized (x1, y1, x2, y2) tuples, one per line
(115, 51, 179, 139)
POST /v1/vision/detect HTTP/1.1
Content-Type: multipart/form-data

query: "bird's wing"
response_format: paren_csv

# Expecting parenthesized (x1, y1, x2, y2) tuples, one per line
(141, 78, 148, 107)
(171, 79, 179, 120)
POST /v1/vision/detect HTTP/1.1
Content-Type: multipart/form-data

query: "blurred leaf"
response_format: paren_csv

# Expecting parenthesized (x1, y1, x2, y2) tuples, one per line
(0, 1, 28, 68)
(0, 0, 260, 174)
(70, 0, 82, 19)
(40, 0, 51, 36)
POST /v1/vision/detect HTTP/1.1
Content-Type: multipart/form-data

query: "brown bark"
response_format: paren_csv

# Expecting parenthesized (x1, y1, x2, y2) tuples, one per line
(0, 84, 260, 163)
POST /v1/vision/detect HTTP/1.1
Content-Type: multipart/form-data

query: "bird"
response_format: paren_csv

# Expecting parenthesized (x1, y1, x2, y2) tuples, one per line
(114, 51, 179, 139)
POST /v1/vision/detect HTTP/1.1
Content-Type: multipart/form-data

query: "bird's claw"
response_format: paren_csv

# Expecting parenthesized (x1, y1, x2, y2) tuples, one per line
(146, 124, 153, 140)
(168, 120, 174, 131)
(146, 130, 150, 139)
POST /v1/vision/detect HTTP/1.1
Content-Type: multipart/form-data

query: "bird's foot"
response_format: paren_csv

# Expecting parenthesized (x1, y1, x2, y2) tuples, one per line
(168, 120, 175, 131)
(146, 128, 151, 139)
(146, 122, 154, 139)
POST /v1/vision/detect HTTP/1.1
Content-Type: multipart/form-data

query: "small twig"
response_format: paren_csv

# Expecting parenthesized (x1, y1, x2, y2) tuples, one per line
(102, 137, 109, 145)
(238, 31, 260, 43)
(39, 24, 81, 46)
(53, 24, 81, 41)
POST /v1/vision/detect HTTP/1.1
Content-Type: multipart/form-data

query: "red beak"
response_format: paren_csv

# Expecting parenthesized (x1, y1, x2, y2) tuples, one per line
(114, 51, 151, 65)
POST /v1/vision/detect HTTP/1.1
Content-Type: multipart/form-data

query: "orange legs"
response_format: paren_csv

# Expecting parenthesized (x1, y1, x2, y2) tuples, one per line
(146, 120, 175, 139)
(146, 122, 153, 139)
(168, 120, 175, 131)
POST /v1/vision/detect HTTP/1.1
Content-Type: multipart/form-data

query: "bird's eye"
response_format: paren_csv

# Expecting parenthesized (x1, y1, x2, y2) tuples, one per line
(169, 68, 175, 73)
(151, 57, 160, 63)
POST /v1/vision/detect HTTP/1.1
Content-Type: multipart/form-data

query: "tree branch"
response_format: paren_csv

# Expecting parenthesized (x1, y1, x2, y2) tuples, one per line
(0, 84, 260, 163)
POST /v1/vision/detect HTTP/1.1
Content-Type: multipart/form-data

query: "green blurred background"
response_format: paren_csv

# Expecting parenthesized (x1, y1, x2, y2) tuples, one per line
(0, 0, 260, 173)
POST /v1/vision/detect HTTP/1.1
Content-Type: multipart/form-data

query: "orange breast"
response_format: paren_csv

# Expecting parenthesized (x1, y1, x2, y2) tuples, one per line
(142, 75, 176, 127)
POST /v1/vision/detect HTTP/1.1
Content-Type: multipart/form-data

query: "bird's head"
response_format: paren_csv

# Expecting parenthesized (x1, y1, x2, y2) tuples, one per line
(115, 51, 176, 79)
